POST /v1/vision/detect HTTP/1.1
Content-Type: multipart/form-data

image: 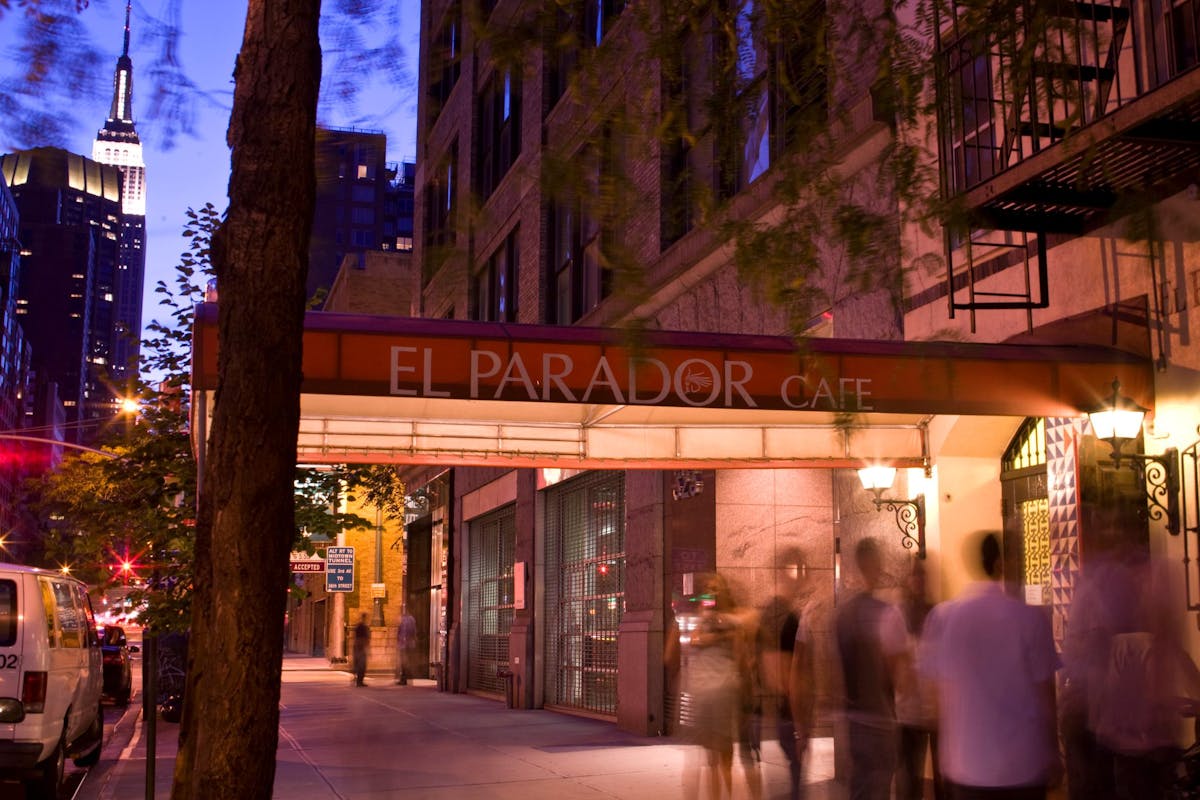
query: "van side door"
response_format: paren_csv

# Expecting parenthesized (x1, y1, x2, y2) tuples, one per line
(0, 576, 19, 739)
(74, 584, 102, 709)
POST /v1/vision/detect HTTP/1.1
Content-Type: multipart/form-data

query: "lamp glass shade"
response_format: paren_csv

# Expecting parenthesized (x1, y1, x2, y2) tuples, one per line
(857, 466, 896, 492)
(1089, 407, 1144, 441)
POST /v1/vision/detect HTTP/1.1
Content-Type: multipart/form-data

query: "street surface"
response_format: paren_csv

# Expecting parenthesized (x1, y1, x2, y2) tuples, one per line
(64, 654, 838, 800)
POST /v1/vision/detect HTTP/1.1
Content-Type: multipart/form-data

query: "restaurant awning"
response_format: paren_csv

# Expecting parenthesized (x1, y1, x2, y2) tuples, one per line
(191, 304, 1154, 469)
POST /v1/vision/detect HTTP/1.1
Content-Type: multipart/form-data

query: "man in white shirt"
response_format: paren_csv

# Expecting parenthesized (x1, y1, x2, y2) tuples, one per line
(920, 532, 1060, 800)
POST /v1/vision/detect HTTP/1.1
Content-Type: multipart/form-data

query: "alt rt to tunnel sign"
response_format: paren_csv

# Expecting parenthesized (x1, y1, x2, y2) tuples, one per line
(325, 546, 355, 592)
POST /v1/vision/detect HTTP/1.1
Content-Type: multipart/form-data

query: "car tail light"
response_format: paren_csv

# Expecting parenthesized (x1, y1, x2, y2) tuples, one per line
(22, 671, 46, 713)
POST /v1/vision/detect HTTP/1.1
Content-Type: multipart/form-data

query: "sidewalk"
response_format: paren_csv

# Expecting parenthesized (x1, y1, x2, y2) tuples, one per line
(79, 653, 840, 799)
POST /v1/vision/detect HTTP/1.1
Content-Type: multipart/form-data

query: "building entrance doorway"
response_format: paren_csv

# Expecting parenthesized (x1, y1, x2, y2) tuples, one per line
(1001, 418, 1051, 605)
(544, 471, 625, 716)
(467, 504, 516, 694)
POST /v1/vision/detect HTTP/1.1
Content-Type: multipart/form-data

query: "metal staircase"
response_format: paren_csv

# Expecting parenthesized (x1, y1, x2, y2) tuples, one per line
(934, 0, 1200, 329)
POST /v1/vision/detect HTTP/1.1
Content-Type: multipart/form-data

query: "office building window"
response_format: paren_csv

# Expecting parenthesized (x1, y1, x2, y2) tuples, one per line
(428, 3, 462, 124)
(547, 0, 626, 112)
(548, 199, 608, 324)
(425, 142, 458, 256)
(476, 68, 522, 201)
(471, 227, 519, 322)
(585, 0, 626, 47)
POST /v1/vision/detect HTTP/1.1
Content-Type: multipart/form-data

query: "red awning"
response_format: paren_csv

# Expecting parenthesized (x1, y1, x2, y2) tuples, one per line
(191, 304, 1153, 469)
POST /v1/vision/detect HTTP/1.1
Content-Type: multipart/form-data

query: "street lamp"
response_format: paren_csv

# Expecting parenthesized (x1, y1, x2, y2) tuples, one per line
(857, 466, 926, 559)
(1087, 379, 1180, 535)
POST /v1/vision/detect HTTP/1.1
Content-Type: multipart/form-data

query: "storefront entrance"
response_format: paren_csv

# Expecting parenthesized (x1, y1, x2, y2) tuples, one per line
(467, 504, 516, 694)
(545, 471, 625, 715)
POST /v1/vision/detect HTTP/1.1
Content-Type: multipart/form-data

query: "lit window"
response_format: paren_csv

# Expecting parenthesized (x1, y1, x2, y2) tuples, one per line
(103, 293, 114, 302)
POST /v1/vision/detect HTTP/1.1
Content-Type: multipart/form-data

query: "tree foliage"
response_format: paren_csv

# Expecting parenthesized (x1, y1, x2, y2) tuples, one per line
(27, 204, 402, 633)
(27, 204, 219, 633)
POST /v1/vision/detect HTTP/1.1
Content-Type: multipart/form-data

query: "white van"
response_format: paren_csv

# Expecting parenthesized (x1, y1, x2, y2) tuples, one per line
(0, 564, 103, 799)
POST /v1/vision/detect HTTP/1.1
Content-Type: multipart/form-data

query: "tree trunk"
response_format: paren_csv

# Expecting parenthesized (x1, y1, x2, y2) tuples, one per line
(171, 0, 321, 797)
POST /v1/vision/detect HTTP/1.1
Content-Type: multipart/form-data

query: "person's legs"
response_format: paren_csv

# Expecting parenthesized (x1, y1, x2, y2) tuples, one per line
(896, 725, 927, 800)
(777, 716, 806, 800)
(849, 721, 896, 800)
(945, 782, 1045, 800)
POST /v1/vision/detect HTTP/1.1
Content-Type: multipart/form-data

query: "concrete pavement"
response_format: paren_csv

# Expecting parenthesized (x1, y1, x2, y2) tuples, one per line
(75, 654, 840, 799)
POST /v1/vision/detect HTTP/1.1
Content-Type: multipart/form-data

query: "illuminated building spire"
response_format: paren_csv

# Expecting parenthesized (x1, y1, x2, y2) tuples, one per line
(92, 0, 147, 386)
(108, 1, 135, 127)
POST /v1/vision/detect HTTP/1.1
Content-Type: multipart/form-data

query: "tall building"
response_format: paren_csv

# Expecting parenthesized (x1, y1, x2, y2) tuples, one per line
(309, 127, 393, 302)
(0, 174, 33, 542)
(384, 161, 416, 254)
(394, 0, 1200, 740)
(0, 148, 124, 442)
(91, 0, 145, 389)
(249, 1, 1198, 771)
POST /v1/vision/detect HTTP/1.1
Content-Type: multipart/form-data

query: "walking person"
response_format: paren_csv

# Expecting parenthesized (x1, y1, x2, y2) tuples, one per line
(895, 558, 942, 800)
(679, 573, 743, 800)
(919, 532, 1060, 800)
(836, 537, 908, 800)
(758, 549, 813, 800)
(352, 613, 370, 687)
(395, 606, 417, 685)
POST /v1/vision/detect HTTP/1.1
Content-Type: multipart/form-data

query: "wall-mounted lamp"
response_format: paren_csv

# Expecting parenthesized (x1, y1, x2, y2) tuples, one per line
(1087, 379, 1180, 535)
(857, 465, 926, 559)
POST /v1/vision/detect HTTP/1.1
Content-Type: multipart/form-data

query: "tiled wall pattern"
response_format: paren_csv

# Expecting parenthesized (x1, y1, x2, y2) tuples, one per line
(1046, 416, 1081, 652)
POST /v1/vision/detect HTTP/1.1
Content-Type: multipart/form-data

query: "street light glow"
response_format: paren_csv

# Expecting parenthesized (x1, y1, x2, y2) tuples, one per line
(119, 397, 141, 415)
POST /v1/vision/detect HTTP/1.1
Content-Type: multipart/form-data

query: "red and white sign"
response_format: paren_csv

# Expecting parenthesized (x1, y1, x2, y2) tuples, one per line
(290, 554, 326, 573)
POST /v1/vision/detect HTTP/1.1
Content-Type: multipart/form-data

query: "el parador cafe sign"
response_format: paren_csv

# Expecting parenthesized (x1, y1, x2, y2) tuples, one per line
(192, 304, 1154, 420)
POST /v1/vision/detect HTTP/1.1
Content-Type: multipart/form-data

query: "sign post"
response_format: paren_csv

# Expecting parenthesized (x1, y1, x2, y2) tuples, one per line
(326, 546, 355, 592)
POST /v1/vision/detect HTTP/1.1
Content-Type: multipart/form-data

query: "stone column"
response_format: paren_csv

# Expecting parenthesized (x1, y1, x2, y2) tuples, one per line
(617, 470, 667, 735)
(509, 469, 537, 708)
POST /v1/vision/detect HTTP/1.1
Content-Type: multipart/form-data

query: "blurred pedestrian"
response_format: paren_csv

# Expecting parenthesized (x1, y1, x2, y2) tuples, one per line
(758, 550, 813, 800)
(1060, 530, 1139, 800)
(1086, 549, 1200, 799)
(836, 537, 907, 800)
(396, 606, 418, 685)
(352, 613, 370, 687)
(679, 573, 743, 800)
(919, 532, 1059, 800)
(895, 558, 942, 800)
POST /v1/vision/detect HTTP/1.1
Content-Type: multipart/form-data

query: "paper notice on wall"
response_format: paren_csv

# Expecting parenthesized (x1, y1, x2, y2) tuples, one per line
(1024, 584, 1046, 606)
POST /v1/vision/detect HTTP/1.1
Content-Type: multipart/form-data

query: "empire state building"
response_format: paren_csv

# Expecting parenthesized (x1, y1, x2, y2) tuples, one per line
(92, 1, 145, 385)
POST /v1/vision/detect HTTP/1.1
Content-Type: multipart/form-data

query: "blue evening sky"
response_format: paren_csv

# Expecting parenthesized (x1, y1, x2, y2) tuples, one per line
(2, 0, 419, 340)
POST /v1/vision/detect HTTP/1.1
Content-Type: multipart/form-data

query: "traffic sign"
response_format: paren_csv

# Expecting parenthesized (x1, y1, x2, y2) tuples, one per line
(325, 546, 355, 592)
(290, 552, 326, 573)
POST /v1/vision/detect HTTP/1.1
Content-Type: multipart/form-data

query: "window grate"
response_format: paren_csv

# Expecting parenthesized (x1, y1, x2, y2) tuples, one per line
(545, 471, 625, 716)
(467, 504, 516, 694)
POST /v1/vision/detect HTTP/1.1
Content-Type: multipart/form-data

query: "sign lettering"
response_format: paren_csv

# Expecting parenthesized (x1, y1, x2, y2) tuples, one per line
(389, 346, 875, 412)
(325, 546, 355, 593)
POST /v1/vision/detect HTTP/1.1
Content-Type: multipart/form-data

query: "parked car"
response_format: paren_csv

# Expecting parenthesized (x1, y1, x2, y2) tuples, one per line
(0, 563, 103, 799)
(99, 625, 136, 706)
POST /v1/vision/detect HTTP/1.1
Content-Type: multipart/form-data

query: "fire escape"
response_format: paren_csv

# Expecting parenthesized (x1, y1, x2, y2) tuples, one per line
(935, 0, 1200, 331)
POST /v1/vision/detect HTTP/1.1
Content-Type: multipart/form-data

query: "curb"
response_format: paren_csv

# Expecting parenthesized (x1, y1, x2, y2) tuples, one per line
(74, 695, 144, 800)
